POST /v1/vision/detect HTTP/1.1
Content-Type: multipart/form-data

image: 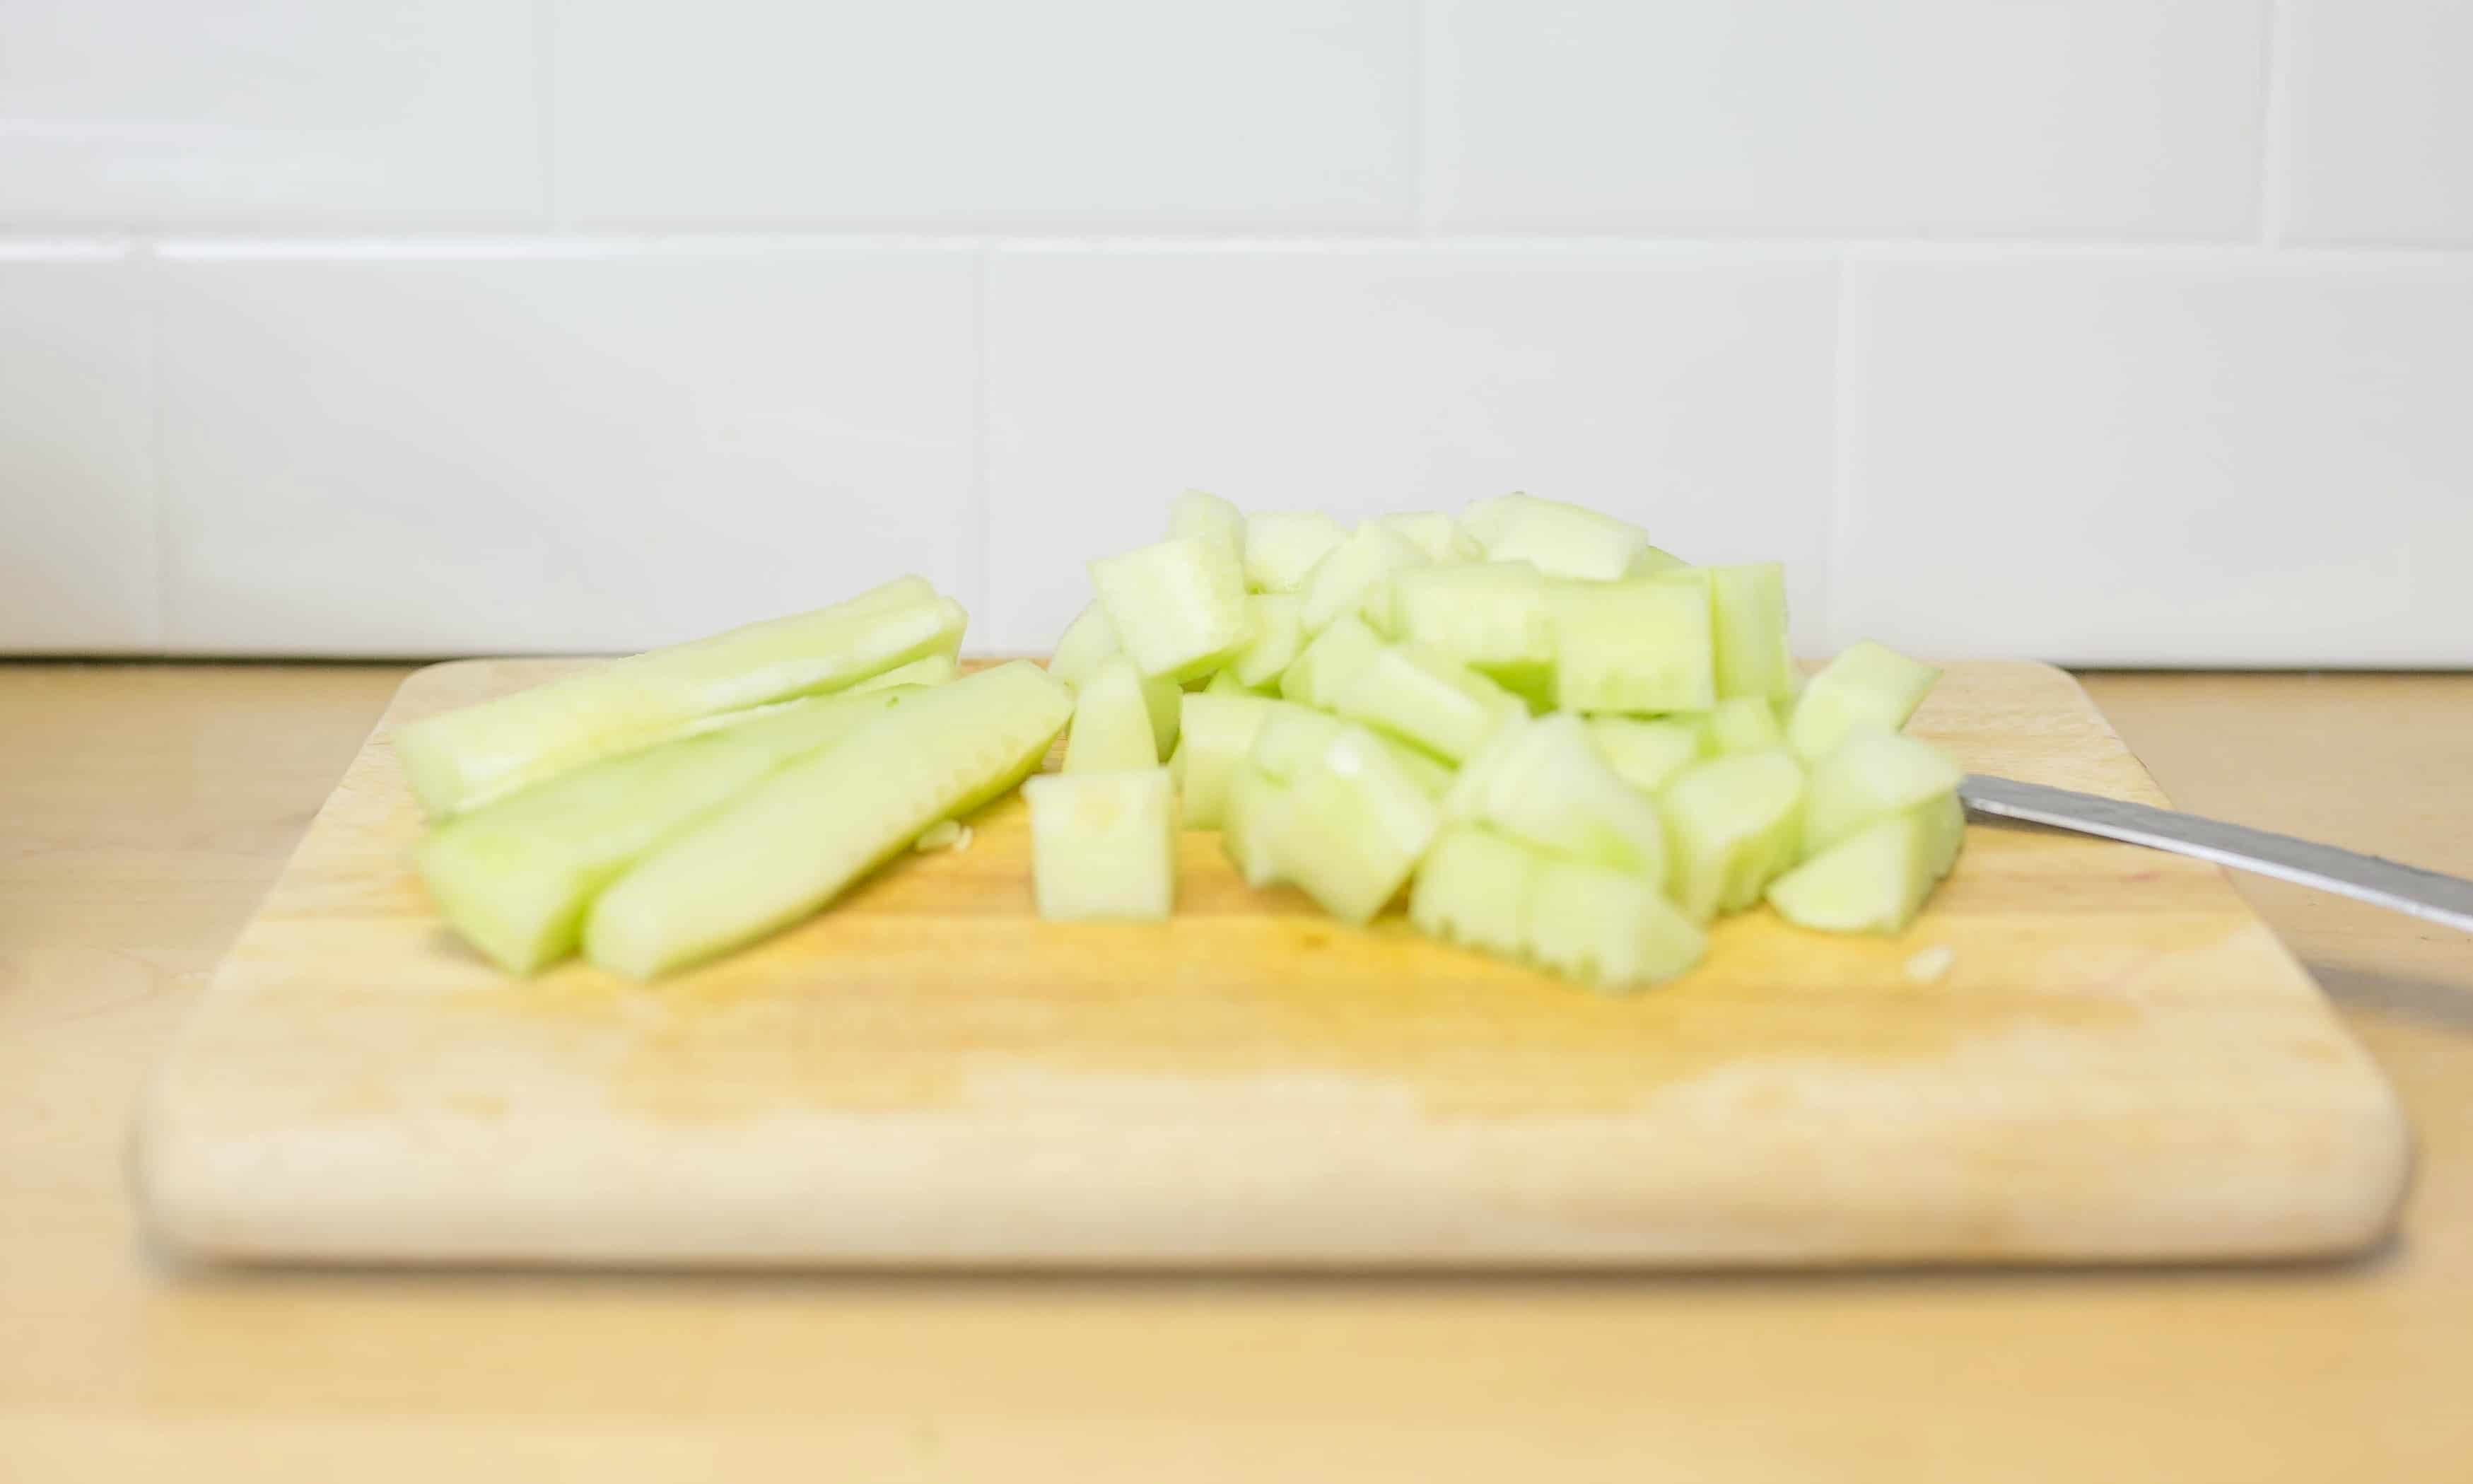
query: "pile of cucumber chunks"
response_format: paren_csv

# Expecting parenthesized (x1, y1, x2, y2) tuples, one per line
(1033, 491, 1966, 989)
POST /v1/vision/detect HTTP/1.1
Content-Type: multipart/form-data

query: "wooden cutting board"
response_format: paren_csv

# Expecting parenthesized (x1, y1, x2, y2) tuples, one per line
(135, 659, 2409, 1268)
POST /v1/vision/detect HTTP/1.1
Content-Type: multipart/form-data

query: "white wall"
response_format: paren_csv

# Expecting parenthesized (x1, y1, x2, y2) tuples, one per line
(3, 0, 2467, 663)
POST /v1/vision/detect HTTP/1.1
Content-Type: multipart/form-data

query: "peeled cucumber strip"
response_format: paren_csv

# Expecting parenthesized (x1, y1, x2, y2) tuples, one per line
(1232, 592, 1306, 689)
(1586, 716, 1704, 795)
(1243, 510, 1348, 594)
(1024, 767, 1176, 921)
(1706, 695, 1785, 756)
(585, 660, 1072, 978)
(1801, 725, 1964, 859)
(1527, 858, 1707, 989)
(1408, 824, 1539, 963)
(1461, 493, 1649, 580)
(1704, 562, 1794, 701)
(1374, 511, 1480, 563)
(1386, 561, 1553, 695)
(1089, 534, 1249, 682)
(1048, 602, 1121, 690)
(1169, 691, 1280, 828)
(1548, 577, 1715, 713)
(1787, 640, 1942, 761)
(1278, 614, 1384, 710)
(1063, 657, 1158, 772)
(1265, 723, 1441, 924)
(417, 687, 913, 974)
(1918, 790, 1968, 880)
(1661, 749, 1806, 923)
(1167, 489, 1246, 571)
(1331, 643, 1520, 764)
(396, 576, 964, 819)
(1767, 809, 1940, 935)
(1446, 713, 1666, 884)
(1300, 522, 1426, 633)
(848, 650, 958, 693)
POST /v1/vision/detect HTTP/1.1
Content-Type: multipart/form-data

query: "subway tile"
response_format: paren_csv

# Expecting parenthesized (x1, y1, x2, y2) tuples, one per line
(0, 1, 540, 228)
(1428, 0, 2266, 240)
(2284, 0, 2473, 245)
(984, 247, 1839, 654)
(0, 251, 157, 653)
(551, 0, 1418, 230)
(158, 247, 977, 655)
(1842, 257, 2473, 665)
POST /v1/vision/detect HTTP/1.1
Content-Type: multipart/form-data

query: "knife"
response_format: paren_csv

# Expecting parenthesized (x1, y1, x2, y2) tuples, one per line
(1960, 773, 2473, 935)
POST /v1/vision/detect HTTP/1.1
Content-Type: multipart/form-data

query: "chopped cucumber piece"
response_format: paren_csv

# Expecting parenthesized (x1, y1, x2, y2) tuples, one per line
(1528, 858, 1707, 989)
(1232, 592, 1306, 689)
(1243, 510, 1348, 594)
(1331, 643, 1520, 764)
(1047, 602, 1121, 690)
(1625, 546, 1688, 578)
(1586, 716, 1704, 795)
(1374, 734, 1457, 800)
(1373, 511, 1480, 563)
(1787, 641, 1942, 761)
(1918, 790, 1968, 880)
(1248, 704, 1349, 783)
(1169, 691, 1280, 828)
(1167, 488, 1246, 572)
(1705, 562, 1794, 701)
(1089, 534, 1249, 682)
(584, 661, 1072, 978)
(1278, 613, 1384, 710)
(417, 687, 913, 974)
(1202, 665, 1268, 696)
(1549, 577, 1714, 714)
(1140, 673, 1183, 754)
(1386, 560, 1554, 699)
(1705, 695, 1785, 756)
(1767, 809, 1940, 935)
(396, 576, 964, 819)
(914, 819, 964, 851)
(1801, 725, 1965, 859)
(1461, 493, 1649, 580)
(1024, 767, 1176, 921)
(1662, 749, 1806, 922)
(1409, 824, 1539, 962)
(1220, 762, 1292, 888)
(1446, 713, 1666, 884)
(1299, 522, 1426, 633)
(1062, 657, 1159, 772)
(1267, 724, 1441, 924)
(848, 650, 958, 694)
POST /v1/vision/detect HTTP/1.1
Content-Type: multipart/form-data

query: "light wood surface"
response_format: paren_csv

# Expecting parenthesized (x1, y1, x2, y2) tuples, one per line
(139, 658, 2401, 1266)
(6, 662, 2470, 1478)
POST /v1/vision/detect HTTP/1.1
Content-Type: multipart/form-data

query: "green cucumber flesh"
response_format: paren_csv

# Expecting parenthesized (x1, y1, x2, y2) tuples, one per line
(1787, 641, 1942, 761)
(1169, 691, 1282, 828)
(1048, 602, 1122, 690)
(1278, 613, 1384, 710)
(1299, 522, 1426, 633)
(1025, 766, 1177, 921)
(1220, 762, 1292, 888)
(1625, 545, 1688, 578)
(1767, 808, 1939, 934)
(1801, 725, 1964, 860)
(1548, 576, 1714, 714)
(1247, 705, 1350, 783)
(1166, 489, 1246, 573)
(1446, 713, 1666, 884)
(583, 660, 1072, 978)
(1705, 562, 1794, 700)
(1243, 510, 1348, 594)
(1373, 511, 1481, 563)
(848, 650, 958, 693)
(1062, 656, 1159, 772)
(1232, 592, 1306, 688)
(1374, 732, 1457, 800)
(395, 575, 964, 819)
(1461, 493, 1649, 580)
(1661, 749, 1806, 922)
(1705, 694, 1785, 756)
(418, 687, 913, 974)
(1267, 723, 1441, 924)
(1202, 665, 1269, 696)
(1386, 560, 1553, 679)
(1331, 643, 1519, 764)
(1526, 858, 1707, 989)
(1089, 533, 1250, 682)
(1408, 824, 1538, 963)
(1586, 716, 1704, 795)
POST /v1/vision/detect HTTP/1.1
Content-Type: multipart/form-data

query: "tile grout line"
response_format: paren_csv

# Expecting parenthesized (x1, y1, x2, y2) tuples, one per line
(1412, 0, 1441, 235)
(139, 241, 172, 655)
(2257, 0, 2296, 246)
(534, 0, 559, 229)
(967, 249, 993, 636)
(1823, 255, 1862, 658)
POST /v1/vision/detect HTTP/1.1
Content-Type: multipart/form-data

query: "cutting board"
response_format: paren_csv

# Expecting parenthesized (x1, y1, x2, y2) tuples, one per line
(136, 660, 2409, 1268)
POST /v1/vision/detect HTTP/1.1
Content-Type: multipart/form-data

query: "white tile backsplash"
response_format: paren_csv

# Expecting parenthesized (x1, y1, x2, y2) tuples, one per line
(1840, 257, 2473, 665)
(982, 247, 1840, 653)
(1427, 0, 2269, 240)
(156, 246, 978, 655)
(0, 1, 541, 229)
(2284, 0, 2473, 246)
(551, 0, 1420, 230)
(0, 250, 158, 653)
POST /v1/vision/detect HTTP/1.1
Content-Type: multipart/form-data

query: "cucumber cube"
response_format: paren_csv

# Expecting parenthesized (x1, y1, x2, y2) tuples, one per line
(1446, 713, 1667, 884)
(1299, 522, 1426, 633)
(1331, 644, 1521, 764)
(1140, 673, 1184, 754)
(1063, 657, 1159, 772)
(1375, 734, 1458, 800)
(1386, 561, 1554, 694)
(1801, 725, 1965, 859)
(1373, 511, 1481, 563)
(1024, 767, 1177, 921)
(1706, 695, 1785, 756)
(1461, 493, 1650, 580)
(1089, 534, 1250, 682)
(1278, 613, 1384, 710)
(1169, 691, 1280, 828)
(1586, 716, 1704, 795)
(1220, 762, 1293, 888)
(1549, 577, 1715, 713)
(1047, 602, 1121, 690)
(1625, 546, 1688, 578)
(1167, 488, 1246, 571)
(1248, 705, 1349, 783)
(1243, 510, 1349, 594)
(1662, 749, 1806, 922)
(1767, 809, 1939, 935)
(1527, 858, 1707, 989)
(1202, 666, 1269, 696)
(1270, 724, 1442, 924)
(1408, 824, 1540, 962)
(1787, 641, 1942, 761)
(1705, 562, 1794, 701)
(1232, 592, 1306, 689)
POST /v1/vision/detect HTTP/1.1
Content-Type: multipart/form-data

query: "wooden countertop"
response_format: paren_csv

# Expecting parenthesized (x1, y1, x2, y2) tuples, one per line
(6, 662, 2469, 1481)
